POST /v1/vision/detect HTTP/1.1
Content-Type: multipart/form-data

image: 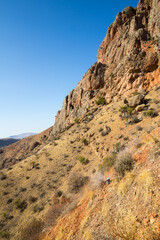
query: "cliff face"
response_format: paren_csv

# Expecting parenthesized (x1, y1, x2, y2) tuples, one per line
(52, 0, 160, 136)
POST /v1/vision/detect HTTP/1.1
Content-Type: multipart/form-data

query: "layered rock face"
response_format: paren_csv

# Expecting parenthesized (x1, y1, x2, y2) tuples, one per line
(52, 0, 160, 136)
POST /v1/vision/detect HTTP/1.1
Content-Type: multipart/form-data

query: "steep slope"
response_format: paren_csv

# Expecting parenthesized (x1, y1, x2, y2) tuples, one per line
(51, 0, 160, 136)
(0, 86, 160, 239)
(0, 0, 160, 240)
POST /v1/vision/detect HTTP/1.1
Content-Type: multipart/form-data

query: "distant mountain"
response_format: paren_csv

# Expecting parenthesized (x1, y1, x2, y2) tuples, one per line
(0, 138, 19, 148)
(10, 132, 36, 139)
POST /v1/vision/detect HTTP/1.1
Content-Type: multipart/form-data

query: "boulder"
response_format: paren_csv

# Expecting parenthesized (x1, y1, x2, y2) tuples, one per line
(128, 94, 145, 107)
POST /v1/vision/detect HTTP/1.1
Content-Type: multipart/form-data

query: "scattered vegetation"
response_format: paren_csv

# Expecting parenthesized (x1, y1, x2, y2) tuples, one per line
(95, 96, 106, 105)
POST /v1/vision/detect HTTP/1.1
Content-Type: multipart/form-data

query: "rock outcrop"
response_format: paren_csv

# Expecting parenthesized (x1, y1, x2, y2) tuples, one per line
(51, 0, 160, 136)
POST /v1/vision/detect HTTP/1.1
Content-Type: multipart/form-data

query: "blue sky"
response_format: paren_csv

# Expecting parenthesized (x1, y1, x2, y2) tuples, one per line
(0, 0, 138, 138)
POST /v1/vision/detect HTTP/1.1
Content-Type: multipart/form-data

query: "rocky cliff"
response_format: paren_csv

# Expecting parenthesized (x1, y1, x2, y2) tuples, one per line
(51, 0, 160, 136)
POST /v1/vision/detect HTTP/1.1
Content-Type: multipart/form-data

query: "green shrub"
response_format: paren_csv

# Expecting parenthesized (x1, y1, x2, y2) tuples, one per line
(81, 138, 88, 146)
(145, 110, 157, 118)
(31, 161, 35, 167)
(114, 153, 134, 178)
(78, 156, 88, 165)
(2, 212, 7, 218)
(119, 106, 134, 115)
(74, 117, 79, 123)
(95, 96, 106, 105)
(99, 154, 116, 171)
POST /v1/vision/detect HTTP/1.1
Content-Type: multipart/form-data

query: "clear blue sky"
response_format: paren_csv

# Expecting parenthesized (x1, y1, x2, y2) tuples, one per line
(0, 0, 138, 138)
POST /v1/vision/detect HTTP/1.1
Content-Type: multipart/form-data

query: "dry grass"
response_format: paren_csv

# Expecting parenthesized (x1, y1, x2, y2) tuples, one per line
(118, 172, 134, 196)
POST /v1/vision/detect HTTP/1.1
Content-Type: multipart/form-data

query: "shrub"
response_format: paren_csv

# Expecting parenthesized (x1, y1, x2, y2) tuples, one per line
(145, 110, 158, 118)
(81, 138, 88, 146)
(20, 218, 44, 240)
(99, 154, 116, 171)
(78, 156, 89, 165)
(114, 153, 134, 178)
(29, 196, 38, 203)
(30, 161, 35, 167)
(13, 199, 27, 212)
(95, 96, 106, 105)
(68, 172, 89, 193)
(74, 117, 79, 123)
(119, 106, 134, 115)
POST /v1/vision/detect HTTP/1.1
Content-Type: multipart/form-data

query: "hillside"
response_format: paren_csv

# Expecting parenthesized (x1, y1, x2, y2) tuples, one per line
(0, 139, 19, 148)
(0, 0, 160, 239)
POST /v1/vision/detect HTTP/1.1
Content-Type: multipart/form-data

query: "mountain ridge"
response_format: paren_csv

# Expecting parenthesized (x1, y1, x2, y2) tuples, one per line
(9, 132, 36, 140)
(51, 0, 160, 137)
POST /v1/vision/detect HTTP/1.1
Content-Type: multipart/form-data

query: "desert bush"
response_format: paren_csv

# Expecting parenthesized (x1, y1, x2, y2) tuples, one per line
(29, 196, 38, 203)
(81, 138, 88, 146)
(119, 106, 134, 115)
(95, 96, 106, 105)
(99, 154, 116, 171)
(114, 153, 134, 178)
(78, 156, 89, 165)
(145, 110, 158, 118)
(68, 172, 89, 193)
(74, 117, 79, 123)
(20, 218, 44, 240)
(13, 199, 27, 212)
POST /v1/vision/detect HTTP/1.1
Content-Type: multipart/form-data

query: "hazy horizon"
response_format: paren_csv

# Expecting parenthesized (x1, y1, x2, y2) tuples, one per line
(0, 0, 138, 138)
